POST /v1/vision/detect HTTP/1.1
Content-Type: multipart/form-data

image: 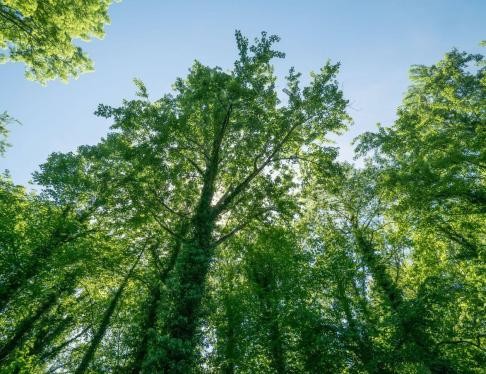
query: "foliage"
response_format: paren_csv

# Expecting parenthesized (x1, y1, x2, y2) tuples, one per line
(0, 0, 115, 83)
(0, 111, 17, 156)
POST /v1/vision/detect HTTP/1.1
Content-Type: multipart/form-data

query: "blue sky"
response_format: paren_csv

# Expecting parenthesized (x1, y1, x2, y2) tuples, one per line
(1, 0, 485, 187)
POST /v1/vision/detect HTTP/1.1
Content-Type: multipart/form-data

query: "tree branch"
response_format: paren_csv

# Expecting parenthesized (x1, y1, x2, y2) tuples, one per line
(212, 118, 302, 217)
(146, 209, 185, 241)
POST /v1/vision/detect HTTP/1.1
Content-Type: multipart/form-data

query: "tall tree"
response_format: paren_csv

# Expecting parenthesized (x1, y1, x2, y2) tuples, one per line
(91, 30, 349, 371)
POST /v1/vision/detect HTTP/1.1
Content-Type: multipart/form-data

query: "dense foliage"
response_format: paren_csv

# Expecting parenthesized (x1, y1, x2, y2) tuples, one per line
(0, 0, 114, 83)
(0, 33, 484, 373)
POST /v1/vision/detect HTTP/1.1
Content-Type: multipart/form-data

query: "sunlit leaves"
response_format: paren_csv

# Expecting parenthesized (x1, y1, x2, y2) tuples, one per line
(0, 0, 115, 83)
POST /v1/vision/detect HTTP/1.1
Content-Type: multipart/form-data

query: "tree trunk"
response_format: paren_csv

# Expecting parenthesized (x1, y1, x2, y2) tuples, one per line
(130, 285, 161, 374)
(354, 231, 403, 311)
(221, 303, 237, 374)
(249, 262, 286, 373)
(0, 293, 57, 362)
(0, 271, 76, 362)
(131, 226, 188, 373)
(75, 252, 142, 374)
(157, 106, 231, 372)
(160, 229, 213, 373)
(336, 279, 384, 372)
(353, 229, 454, 373)
(0, 206, 87, 312)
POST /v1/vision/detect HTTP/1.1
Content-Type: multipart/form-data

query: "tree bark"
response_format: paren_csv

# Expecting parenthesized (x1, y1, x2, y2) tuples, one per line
(131, 230, 187, 373)
(160, 229, 213, 373)
(248, 260, 286, 373)
(130, 285, 161, 374)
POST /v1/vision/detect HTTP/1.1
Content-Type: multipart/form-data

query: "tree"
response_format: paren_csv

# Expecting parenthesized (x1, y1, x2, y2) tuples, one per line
(356, 50, 486, 260)
(89, 30, 349, 372)
(0, 0, 115, 83)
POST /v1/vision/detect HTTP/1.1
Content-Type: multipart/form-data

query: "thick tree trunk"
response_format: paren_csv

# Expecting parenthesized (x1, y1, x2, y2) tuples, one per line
(161, 227, 213, 373)
(130, 285, 161, 374)
(157, 106, 231, 372)
(131, 226, 188, 373)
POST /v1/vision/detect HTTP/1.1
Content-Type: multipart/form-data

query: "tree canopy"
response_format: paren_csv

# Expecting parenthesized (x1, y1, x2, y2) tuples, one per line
(0, 32, 484, 373)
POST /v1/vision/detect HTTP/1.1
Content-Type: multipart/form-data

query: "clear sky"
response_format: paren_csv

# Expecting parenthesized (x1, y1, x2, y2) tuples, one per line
(1, 0, 485, 187)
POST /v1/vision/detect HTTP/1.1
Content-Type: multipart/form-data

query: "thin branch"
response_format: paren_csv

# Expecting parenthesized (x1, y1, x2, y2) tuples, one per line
(178, 131, 210, 161)
(149, 244, 164, 275)
(210, 208, 268, 248)
(180, 152, 205, 176)
(41, 326, 90, 361)
(210, 219, 252, 248)
(146, 208, 185, 242)
(436, 339, 485, 352)
(0, 6, 33, 36)
(212, 118, 302, 217)
(159, 197, 190, 219)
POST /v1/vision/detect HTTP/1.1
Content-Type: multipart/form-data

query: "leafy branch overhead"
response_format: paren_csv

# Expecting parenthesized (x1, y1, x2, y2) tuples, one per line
(0, 0, 115, 83)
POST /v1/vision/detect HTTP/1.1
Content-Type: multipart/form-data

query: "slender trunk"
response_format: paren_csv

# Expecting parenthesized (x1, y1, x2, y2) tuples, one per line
(0, 271, 75, 362)
(31, 315, 74, 357)
(75, 252, 142, 374)
(0, 207, 87, 312)
(259, 292, 286, 373)
(221, 326, 236, 374)
(10, 315, 74, 373)
(0, 235, 66, 311)
(41, 326, 90, 362)
(354, 231, 403, 311)
(353, 229, 454, 372)
(220, 294, 238, 374)
(267, 314, 286, 374)
(0, 293, 56, 362)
